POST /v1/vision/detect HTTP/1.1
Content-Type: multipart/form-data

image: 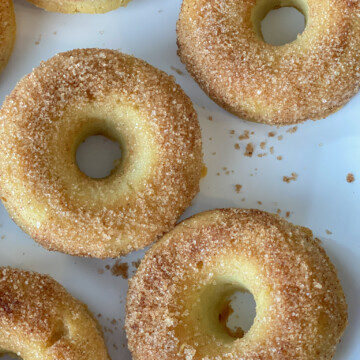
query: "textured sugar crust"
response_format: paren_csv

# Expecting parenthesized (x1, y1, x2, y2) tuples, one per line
(0, 267, 110, 359)
(177, 0, 360, 125)
(0, 48, 202, 258)
(0, 0, 16, 73)
(26, 0, 131, 14)
(126, 209, 348, 360)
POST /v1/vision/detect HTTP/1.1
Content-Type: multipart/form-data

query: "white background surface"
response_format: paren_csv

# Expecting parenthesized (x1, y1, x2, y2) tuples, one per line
(0, 1, 359, 359)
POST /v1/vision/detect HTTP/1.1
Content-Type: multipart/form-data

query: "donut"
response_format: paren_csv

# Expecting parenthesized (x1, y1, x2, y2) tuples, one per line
(0, 267, 109, 359)
(0, 48, 202, 258)
(177, 0, 360, 125)
(26, 0, 131, 14)
(126, 209, 347, 359)
(0, 0, 16, 74)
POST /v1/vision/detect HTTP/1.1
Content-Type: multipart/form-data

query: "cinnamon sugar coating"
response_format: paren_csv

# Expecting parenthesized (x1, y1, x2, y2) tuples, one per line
(0, 49, 202, 258)
(177, 0, 360, 125)
(26, 0, 131, 14)
(0, 0, 16, 73)
(0, 267, 110, 359)
(126, 209, 347, 359)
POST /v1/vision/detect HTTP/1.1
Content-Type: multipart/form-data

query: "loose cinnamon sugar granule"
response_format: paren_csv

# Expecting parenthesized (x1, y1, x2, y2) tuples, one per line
(277, 156, 283, 160)
(283, 172, 298, 183)
(170, 66, 184, 75)
(216, 172, 220, 176)
(212, 152, 216, 155)
(270, 146, 274, 154)
(238, 130, 250, 140)
(346, 173, 355, 183)
(260, 141, 266, 149)
(285, 211, 291, 218)
(257, 153, 267, 158)
(278, 135, 283, 141)
(257, 201, 262, 205)
(235, 184, 242, 193)
(234, 143, 240, 150)
(208, 116, 213, 121)
(286, 126, 298, 133)
(326, 230, 333, 235)
(268, 131, 276, 137)
(230, 130, 235, 134)
(110, 261, 129, 279)
(244, 143, 254, 157)
(201, 165, 208, 178)
(105, 265, 110, 270)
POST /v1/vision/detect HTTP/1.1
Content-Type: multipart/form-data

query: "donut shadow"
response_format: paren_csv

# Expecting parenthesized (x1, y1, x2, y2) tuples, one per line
(317, 236, 360, 359)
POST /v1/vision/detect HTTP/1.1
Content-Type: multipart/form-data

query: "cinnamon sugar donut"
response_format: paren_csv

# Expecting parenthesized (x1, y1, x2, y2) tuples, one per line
(0, 49, 202, 258)
(0, 0, 16, 74)
(177, 0, 360, 125)
(0, 267, 110, 359)
(26, 0, 131, 14)
(126, 209, 348, 359)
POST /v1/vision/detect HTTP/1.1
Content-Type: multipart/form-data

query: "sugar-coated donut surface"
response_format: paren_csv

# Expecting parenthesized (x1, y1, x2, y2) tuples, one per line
(0, 267, 110, 359)
(177, 0, 360, 125)
(126, 209, 347, 359)
(0, 48, 202, 258)
(26, 0, 131, 14)
(0, 0, 16, 73)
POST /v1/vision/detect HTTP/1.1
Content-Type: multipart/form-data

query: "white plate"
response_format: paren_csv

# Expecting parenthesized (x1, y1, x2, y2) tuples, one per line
(0, 1, 359, 359)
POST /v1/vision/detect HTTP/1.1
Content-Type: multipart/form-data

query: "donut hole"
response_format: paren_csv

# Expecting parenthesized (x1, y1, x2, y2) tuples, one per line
(218, 290, 256, 339)
(253, 0, 308, 46)
(76, 134, 122, 179)
(197, 281, 257, 343)
(261, 7, 306, 45)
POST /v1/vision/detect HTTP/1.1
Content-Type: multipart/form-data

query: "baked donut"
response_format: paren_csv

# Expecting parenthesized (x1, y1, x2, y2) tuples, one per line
(0, 0, 16, 74)
(177, 0, 360, 125)
(0, 267, 109, 359)
(0, 48, 202, 258)
(126, 209, 347, 359)
(26, 0, 131, 14)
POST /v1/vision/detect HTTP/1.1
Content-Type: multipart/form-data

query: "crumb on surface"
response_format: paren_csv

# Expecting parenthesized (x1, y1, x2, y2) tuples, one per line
(277, 135, 283, 141)
(270, 146, 274, 154)
(283, 172, 298, 183)
(244, 143, 254, 157)
(235, 184, 242, 193)
(277, 156, 283, 160)
(208, 116, 213, 121)
(234, 143, 240, 150)
(260, 141, 266, 149)
(110, 261, 129, 279)
(257, 153, 267, 158)
(268, 131, 276, 137)
(97, 268, 104, 274)
(238, 130, 250, 140)
(286, 126, 298, 133)
(346, 173, 355, 183)
(326, 229, 333, 235)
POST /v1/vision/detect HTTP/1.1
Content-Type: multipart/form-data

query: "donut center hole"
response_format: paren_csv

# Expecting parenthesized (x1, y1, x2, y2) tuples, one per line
(76, 135, 122, 179)
(218, 290, 256, 339)
(261, 7, 305, 45)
